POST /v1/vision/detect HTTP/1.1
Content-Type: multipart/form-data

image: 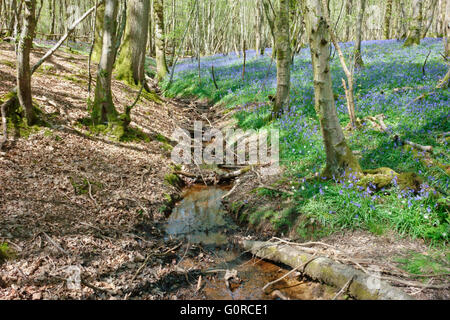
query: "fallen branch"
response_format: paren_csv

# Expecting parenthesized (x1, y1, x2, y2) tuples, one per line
(366, 114, 433, 153)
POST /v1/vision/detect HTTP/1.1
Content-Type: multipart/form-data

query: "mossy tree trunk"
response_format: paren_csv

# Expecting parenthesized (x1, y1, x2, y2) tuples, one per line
(273, 0, 291, 117)
(404, 0, 423, 46)
(154, 0, 169, 81)
(383, 0, 393, 39)
(92, 0, 119, 125)
(91, 2, 105, 64)
(354, 0, 366, 69)
(17, 0, 37, 126)
(302, 0, 361, 177)
(115, 0, 150, 86)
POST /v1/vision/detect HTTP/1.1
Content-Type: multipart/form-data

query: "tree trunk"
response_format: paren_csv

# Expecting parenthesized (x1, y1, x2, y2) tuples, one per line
(354, 0, 366, 69)
(445, 0, 450, 57)
(92, 2, 105, 63)
(383, 0, 393, 39)
(255, 0, 264, 56)
(92, 0, 119, 125)
(17, 0, 37, 126)
(302, 0, 361, 177)
(154, 0, 168, 81)
(115, 0, 149, 86)
(7, 0, 16, 37)
(404, 0, 423, 46)
(273, 0, 291, 117)
(344, 0, 352, 41)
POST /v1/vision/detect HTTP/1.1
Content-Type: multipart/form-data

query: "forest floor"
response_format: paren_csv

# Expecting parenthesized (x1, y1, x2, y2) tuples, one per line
(0, 40, 449, 300)
(0, 42, 232, 300)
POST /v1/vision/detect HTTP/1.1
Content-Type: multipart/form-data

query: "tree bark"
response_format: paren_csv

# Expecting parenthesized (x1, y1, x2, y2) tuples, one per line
(354, 0, 366, 69)
(92, 0, 119, 125)
(17, 0, 37, 126)
(115, 0, 149, 86)
(344, 0, 352, 41)
(154, 0, 169, 81)
(302, 0, 361, 177)
(404, 0, 423, 46)
(445, 0, 450, 57)
(273, 0, 291, 117)
(92, 2, 105, 64)
(383, 0, 393, 39)
(255, 0, 264, 56)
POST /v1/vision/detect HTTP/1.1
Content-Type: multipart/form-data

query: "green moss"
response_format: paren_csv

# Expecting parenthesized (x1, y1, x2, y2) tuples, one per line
(141, 90, 163, 104)
(0, 243, 14, 264)
(164, 173, 182, 187)
(360, 167, 423, 191)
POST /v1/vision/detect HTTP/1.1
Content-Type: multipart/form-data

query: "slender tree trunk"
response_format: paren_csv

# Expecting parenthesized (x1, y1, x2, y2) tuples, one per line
(154, 0, 169, 81)
(92, 0, 119, 125)
(354, 0, 366, 69)
(7, 0, 16, 37)
(17, 0, 37, 126)
(384, 0, 393, 39)
(344, 0, 352, 42)
(445, 0, 450, 57)
(115, 0, 149, 86)
(404, 0, 423, 46)
(302, 0, 361, 177)
(255, 0, 264, 56)
(273, 0, 291, 117)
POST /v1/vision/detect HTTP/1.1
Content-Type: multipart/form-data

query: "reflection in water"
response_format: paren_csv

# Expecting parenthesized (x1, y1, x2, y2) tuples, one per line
(165, 185, 234, 245)
(165, 185, 340, 300)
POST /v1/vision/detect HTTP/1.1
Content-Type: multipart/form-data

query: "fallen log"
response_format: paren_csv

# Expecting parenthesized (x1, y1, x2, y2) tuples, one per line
(174, 166, 251, 185)
(365, 114, 433, 153)
(240, 239, 414, 300)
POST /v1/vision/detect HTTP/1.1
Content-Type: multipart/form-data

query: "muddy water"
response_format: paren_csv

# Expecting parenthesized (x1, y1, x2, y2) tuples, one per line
(165, 185, 339, 300)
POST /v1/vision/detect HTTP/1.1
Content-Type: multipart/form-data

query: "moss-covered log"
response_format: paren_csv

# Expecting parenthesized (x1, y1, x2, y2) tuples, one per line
(240, 240, 414, 300)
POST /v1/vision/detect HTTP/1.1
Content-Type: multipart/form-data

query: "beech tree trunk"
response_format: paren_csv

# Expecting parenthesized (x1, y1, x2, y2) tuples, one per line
(354, 0, 366, 69)
(383, 0, 393, 39)
(92, 0, 119, 125)
(92, 2, 105, 63)
(273, 0, 291, 117)
(17, 0, 37, 126)
(344, 0, 352, 41)
(302, 0, 361, 177)
(154, 0, 169, 81)
(404, 0, 423, 46)
(115, 0, 149, 86)
(255, 0, 264, 56)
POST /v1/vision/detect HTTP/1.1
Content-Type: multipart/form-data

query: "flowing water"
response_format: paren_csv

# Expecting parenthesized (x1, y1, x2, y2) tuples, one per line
(164, 185, 339, 300)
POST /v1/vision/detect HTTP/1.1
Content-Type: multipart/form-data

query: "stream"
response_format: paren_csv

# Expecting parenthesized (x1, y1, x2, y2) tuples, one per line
(164, 185, 340, 300)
